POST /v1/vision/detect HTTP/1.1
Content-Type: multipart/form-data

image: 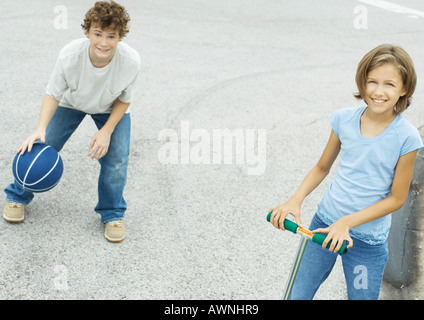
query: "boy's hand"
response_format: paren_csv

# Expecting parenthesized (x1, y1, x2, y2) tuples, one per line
(17, 128, 46, 155)
(88, 129, 111, 160)
(269, 197, 303, 231)
(312, 216, 354, 252)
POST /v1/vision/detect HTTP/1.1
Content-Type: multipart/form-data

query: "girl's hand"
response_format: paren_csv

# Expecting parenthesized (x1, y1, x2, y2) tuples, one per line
(313, 216, 354, 252)
(269, 197, 303, 231)
(88, 129, 111, 160)
(17, 128, 46, 155)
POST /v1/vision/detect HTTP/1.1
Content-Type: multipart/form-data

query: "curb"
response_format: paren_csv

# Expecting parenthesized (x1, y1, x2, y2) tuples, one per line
(380, 129, 424, 299)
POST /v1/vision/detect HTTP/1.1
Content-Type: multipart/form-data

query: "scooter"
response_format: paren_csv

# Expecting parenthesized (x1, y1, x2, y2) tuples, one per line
(266, 212, 347, 299)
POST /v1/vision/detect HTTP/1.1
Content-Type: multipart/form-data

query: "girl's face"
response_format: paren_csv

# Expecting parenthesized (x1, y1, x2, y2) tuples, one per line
(86, 26, 121, 68)
(364, 63, 407, 116)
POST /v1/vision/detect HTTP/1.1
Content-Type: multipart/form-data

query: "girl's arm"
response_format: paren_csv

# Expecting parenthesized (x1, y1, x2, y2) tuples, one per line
(315, 149, 418, 252)
(270, 129, 341, 230)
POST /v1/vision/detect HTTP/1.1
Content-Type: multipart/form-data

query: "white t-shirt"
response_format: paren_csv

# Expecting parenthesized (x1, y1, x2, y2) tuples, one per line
(46, 38, 141, 114)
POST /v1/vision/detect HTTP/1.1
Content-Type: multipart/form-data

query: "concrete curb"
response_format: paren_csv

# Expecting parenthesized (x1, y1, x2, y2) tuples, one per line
(381, 128, 424, 299)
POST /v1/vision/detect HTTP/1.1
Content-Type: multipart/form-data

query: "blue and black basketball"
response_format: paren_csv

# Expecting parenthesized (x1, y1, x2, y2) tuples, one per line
(12, 142, 64, 193)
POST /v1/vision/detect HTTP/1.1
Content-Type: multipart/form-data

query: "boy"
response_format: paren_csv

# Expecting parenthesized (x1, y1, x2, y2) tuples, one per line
(3, 1, 141, 242)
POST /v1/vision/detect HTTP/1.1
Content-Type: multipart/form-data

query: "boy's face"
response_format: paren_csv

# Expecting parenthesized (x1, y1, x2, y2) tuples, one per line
(86, 26, 121, 67)
(364, 63, 407, 116)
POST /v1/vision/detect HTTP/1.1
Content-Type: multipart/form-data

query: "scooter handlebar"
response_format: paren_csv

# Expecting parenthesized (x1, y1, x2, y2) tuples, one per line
(266, 212, 347, 255)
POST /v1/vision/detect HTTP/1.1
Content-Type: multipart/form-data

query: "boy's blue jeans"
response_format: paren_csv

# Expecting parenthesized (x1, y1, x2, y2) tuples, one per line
(4, 106, 131, 223)
(289, 213, 389, 300)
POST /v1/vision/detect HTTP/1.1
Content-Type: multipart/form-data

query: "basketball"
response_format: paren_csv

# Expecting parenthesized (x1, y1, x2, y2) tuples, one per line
(12, 142, 64, 193)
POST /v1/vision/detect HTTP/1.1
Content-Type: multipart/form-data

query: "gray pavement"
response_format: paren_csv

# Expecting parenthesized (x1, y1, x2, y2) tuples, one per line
(1, 0, 424, 300)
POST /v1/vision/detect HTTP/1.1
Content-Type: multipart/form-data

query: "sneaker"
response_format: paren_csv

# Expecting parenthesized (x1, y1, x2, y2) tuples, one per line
(3, 202, 25, 223)
(104, 219, 125, 242)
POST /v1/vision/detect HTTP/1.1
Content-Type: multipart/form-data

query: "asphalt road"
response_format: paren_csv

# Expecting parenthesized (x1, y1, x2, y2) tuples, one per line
(1, 0, 424, 300)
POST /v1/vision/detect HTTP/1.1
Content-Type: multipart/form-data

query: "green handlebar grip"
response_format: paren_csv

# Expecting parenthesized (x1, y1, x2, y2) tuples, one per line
(266, 212, 347, 255)
(283, 219, 298, 234)
(266, 211, 272, 222)
(312, 233, 347, 255)
(266, 212, 298, 234)
(266, 212, 299, 233)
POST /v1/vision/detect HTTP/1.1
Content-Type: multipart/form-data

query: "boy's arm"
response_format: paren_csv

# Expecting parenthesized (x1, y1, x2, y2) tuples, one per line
(88, 99, 131, 160)
(18, 94, 59, 154)
(270, 130, 341, 229)
(316, 149, 418, 252)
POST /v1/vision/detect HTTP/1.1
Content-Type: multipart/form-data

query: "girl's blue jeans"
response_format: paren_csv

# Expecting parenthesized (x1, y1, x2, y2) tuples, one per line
(289, 213, 389, 300)
(4, 106, 131, 223)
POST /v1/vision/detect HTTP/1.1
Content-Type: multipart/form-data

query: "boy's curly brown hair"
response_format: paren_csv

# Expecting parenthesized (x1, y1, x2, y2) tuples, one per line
(81, 1, 130, 38)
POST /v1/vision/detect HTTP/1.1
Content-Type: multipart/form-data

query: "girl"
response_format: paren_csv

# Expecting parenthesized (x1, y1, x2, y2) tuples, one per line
(269, 44, 423, 299)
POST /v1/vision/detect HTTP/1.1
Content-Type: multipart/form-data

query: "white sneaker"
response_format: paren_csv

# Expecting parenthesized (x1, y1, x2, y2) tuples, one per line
(104, 219, 125, 242)
(3, 202, 25, 223)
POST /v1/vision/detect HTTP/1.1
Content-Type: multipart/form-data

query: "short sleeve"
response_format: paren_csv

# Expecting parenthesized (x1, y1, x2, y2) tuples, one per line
(45, 57, 68, 101)
(329, 111, 341, 137)
(116, 44, 141, 104)
(400, 126, 424, 156)
(118, 69, 139, 103)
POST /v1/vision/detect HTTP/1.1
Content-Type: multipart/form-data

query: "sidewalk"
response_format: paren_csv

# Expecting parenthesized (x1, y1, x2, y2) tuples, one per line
(1, 0, 424, 300)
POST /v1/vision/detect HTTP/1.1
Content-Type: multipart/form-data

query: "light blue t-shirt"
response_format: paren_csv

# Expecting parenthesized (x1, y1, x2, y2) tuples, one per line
(317, 106, 423, 245)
